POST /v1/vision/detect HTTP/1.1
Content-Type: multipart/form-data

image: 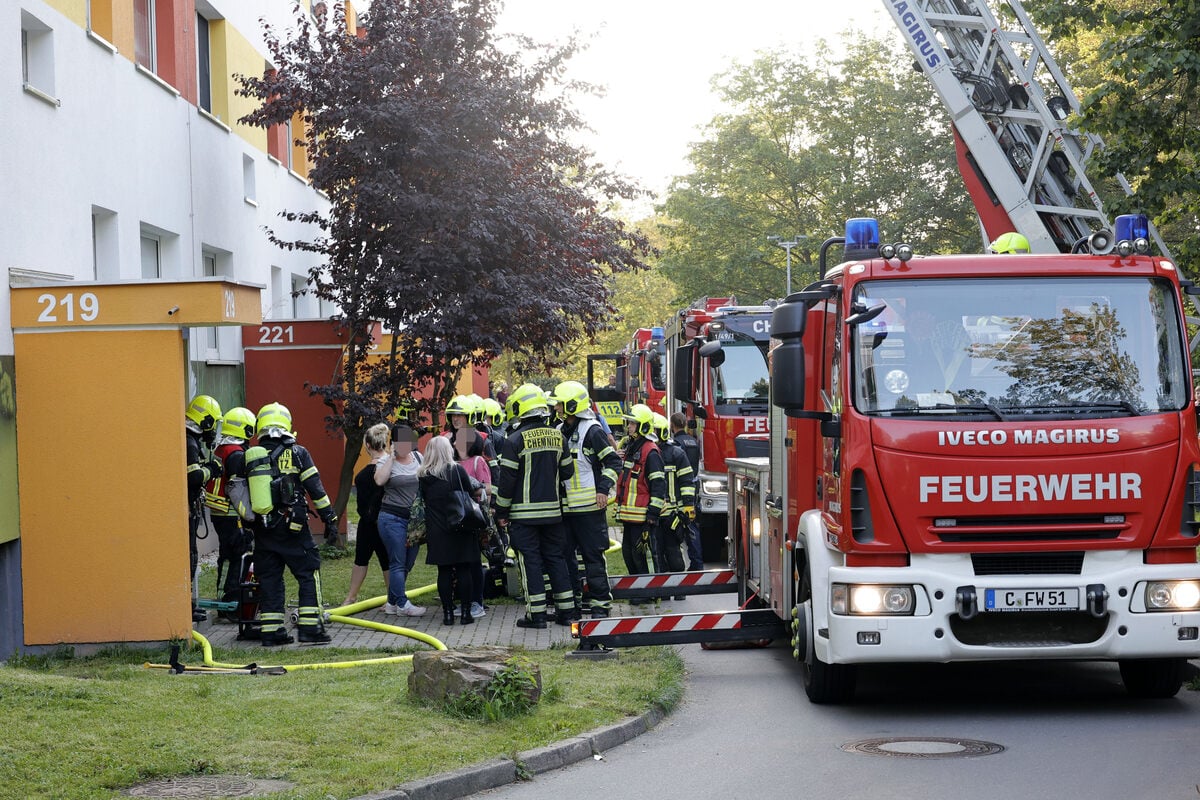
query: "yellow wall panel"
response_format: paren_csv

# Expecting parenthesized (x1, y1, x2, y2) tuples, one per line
(222, 23, 269, 154)
(44, 0, 86, 29)
(17, 330, 192, 644)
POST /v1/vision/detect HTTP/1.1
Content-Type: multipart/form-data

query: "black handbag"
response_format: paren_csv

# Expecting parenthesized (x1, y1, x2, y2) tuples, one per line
(448, 467, 489, 532)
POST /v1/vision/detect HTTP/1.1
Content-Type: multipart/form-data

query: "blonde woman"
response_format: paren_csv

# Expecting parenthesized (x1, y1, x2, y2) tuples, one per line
(418, 436, 486, 625)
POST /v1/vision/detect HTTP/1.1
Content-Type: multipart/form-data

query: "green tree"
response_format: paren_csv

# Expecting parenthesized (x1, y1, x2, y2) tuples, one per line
(1025, 0, 1200, 271)
(657, 35, 978, 305)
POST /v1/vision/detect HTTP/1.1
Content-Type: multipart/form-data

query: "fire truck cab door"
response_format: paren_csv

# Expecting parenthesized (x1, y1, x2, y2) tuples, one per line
(819, 295, 844, 525)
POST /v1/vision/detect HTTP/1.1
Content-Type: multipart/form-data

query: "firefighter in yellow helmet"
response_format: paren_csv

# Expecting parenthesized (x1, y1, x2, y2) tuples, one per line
(615, 404, 667, 584)
(203, 406, 256, 622)
(245, 402, 338, 645)
(185, 394, 222, 622)
(493, 383, 577, 628)
(652, 412, 694, 586)
(554, 380, 622, 618)
(989, 231, 1031, 254)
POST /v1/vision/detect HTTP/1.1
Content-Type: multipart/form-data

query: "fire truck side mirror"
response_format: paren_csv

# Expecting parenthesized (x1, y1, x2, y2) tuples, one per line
(771, 300, 808, 410)
(673, 344, 694, 399)
(698, 339, 725, 368)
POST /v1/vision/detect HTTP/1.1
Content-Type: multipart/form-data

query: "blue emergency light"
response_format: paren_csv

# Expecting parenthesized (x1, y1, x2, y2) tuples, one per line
(845, 218, 880, 261)
(651, 326, 664, 340)
(1114, 214, 1149, 242)
(1114, 214, 1151, 255)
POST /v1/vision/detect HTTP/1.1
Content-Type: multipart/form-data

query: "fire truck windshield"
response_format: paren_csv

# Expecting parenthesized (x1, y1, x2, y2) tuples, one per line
(712, 339, 770, 406)
(851, 276, 1189, 417)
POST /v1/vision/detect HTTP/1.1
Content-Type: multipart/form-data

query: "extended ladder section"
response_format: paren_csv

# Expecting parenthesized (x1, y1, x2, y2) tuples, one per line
(883, 0, 1162, 253)
(571, 569, 787, 652)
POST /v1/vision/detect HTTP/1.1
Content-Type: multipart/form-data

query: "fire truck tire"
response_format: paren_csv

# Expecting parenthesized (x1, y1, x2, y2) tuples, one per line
(798, 565, 857, 705)
(1117, 658, 1186, 699)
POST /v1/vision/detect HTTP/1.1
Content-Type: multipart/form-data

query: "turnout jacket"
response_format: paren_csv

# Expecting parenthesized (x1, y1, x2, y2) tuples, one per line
(658, 438, 697, 513)
(559, 416, 621, 513)
(494, 417, 572, 524)
(615, 435, 667, 523)
(186, 429, 217, 511)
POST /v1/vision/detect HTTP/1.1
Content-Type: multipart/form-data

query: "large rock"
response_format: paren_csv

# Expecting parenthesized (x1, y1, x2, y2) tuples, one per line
(408, 647, 542, 705)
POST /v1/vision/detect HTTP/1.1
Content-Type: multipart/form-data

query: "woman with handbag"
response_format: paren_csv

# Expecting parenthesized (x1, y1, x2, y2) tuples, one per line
(418, 436, 487, 625)
(454, 428, 493, 620)
(374, 424, 426, 617)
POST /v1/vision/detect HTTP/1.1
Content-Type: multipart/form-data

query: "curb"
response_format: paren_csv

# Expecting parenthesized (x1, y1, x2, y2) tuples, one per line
(348, 706, 667, 800)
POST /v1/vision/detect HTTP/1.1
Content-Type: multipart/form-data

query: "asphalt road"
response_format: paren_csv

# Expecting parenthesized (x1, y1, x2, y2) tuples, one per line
(473, 594, 1200, 800)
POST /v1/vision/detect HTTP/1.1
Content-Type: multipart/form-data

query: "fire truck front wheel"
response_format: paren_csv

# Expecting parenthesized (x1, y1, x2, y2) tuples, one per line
(1118, 658, 1187, 699)
(796, 560, 857, 705)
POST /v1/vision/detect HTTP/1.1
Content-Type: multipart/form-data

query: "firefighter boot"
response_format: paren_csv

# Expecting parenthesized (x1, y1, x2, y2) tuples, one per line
(261, 628, 294, 647)
(297, 625, 331, 644)
(459, 603, 475, 626)
(516, 612, 547, 629)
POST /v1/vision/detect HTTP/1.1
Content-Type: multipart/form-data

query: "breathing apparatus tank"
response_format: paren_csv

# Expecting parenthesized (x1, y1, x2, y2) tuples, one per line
(245, 445, 275, 516)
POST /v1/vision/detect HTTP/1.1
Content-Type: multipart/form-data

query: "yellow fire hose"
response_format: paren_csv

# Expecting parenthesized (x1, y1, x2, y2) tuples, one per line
(149, 537, 623, 673)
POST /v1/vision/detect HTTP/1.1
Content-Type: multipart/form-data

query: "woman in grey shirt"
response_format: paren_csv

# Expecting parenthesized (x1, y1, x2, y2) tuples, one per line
(374, 424, 426, 616)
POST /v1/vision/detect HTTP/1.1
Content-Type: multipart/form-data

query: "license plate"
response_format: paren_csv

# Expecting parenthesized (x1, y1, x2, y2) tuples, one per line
(984, 587, 1080, 612)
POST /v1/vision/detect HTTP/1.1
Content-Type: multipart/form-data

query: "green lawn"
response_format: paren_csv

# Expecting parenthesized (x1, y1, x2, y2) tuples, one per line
(0, 538, 679, 800)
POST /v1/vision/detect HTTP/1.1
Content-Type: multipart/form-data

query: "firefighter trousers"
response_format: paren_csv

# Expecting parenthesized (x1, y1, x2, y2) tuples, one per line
(507, 519, 574, 617)
(655, 513, 687, 574)
(621, 521, 659, 576)
(254, 524, 324, 634)
(562, 509, 612, 613)
(211, 515, 251, 601)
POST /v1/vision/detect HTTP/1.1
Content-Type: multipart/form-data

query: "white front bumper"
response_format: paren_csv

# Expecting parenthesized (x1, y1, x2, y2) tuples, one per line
(815, 550, 1200, 664)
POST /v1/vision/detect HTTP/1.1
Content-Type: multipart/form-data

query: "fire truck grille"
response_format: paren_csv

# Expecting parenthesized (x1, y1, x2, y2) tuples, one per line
(971, 551, 1085, 576)
(934, 515, 1123, 544)
(950, 611, 1108, 647)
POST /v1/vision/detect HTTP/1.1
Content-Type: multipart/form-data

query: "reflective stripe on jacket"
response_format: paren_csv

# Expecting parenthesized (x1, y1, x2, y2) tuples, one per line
(615, 437, 666, 523)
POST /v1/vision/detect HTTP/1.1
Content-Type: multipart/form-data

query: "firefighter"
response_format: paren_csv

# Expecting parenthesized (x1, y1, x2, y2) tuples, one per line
(554, 380, 622, 618)
(204, 406, 256, 622)
(185, 394, 223, 623)
(247, 402, 338, 645)
(670, 411, 705, 570)
(494, 383, 576, 628)
(989, 231, 1031, 254)
(446, 394, 497, 465)
(615, 404, 667, 580)
(653, 413, 694, 587)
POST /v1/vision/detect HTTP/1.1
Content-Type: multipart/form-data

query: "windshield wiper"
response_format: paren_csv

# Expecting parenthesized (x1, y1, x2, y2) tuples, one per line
(883, 403, 1008, 421)
(1017, 401, 1143, 417)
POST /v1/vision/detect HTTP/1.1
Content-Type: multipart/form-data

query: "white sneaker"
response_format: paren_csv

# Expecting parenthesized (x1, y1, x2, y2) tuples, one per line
(400, 601, 426, 616)
(470, 602, 486, 619)
(382, 602, 402, 615)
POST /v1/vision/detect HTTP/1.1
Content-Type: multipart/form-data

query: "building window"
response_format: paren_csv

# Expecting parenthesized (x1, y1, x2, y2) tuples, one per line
(202, 249, 219, 352)
(20, 11, 55, 98)
(91, 206, 118, 281)
(243, 154, 257, 203)
(196, 13, 211, 112)
(291, 273, 308, 318)
(140, 233, 161, 279)
(134, 0, 155, 71)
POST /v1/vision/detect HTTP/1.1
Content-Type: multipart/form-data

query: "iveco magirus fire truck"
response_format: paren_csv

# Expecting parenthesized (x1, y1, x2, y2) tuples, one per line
(737, 216, 1200, 702)
(573, 217, 1200, 703)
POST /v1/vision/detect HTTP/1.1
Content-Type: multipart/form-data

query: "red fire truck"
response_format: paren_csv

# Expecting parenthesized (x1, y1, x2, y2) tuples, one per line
(575, 217, 1200, 703)
(664, 298, 773, 559)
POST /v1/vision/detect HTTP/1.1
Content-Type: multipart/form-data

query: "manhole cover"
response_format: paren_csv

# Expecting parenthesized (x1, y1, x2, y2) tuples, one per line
(125, 775, 294, 798)
(841, 737, 1004, 759)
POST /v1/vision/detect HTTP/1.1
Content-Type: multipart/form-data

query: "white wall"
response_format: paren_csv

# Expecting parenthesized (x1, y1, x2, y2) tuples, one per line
(0, 0, 331, 358)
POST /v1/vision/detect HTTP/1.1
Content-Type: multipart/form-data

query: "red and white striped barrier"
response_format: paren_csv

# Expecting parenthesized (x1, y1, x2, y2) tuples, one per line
(609, 569, 737, 597)
(579, 612, 746, 638)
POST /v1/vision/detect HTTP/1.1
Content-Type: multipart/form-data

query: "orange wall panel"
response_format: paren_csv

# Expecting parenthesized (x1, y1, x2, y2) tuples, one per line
(17, 330, 192, 644)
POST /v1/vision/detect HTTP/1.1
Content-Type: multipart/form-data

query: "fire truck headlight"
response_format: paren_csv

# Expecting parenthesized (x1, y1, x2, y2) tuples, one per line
(832, 584, 915, 615)
(701, 478, 726, 496)
(1145, 581, 1200, 611)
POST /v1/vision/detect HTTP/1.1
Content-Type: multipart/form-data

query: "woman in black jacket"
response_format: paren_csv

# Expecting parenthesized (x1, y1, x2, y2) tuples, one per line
(343, 423, 391, 605)
(418, 436, 485, 625)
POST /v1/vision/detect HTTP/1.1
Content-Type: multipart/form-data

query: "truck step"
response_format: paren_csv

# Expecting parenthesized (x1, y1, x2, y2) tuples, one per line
(572, 608, 785, 651)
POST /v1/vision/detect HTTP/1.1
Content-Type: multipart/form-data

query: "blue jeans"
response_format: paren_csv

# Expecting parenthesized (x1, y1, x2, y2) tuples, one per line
(377, 511, 419, 607)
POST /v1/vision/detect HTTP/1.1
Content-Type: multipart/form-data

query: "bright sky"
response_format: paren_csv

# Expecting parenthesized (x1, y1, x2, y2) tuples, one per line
(494, 0, 890, 205)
